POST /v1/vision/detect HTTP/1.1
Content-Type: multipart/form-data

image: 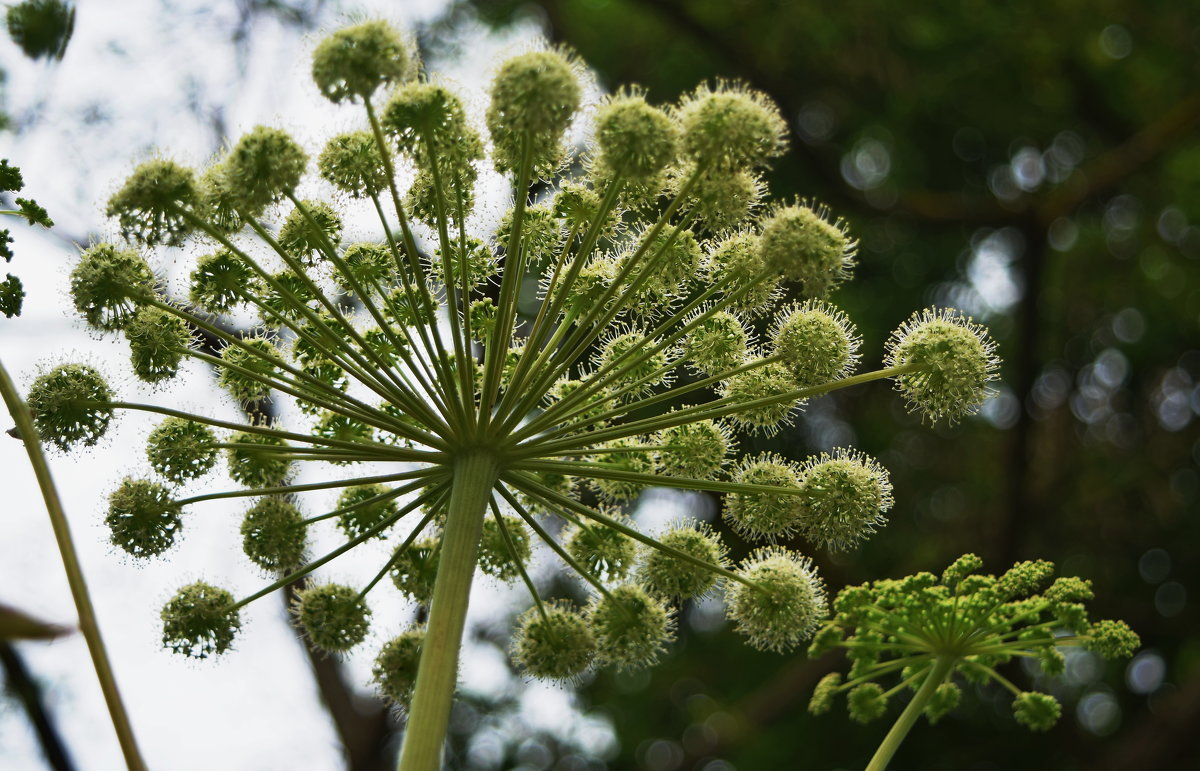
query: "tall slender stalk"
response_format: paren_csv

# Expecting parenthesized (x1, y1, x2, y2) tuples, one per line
(398, 452, 500, 770)
(0, 360, 146, 771)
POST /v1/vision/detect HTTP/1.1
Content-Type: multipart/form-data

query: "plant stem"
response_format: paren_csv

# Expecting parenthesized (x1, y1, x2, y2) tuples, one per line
(864, 656, 955, 771)
(398, 451, 500, 771)
(0, 359, 147, 770)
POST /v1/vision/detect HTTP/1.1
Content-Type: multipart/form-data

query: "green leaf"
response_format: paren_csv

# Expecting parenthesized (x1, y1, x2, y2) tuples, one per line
(6, 0, 76, 61)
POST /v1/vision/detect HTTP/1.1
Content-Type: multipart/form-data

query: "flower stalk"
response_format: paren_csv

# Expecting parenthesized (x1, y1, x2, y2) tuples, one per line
(399, 452, 500, 770)
(865, 656, 954, 771)
(0, 360, 146, 770)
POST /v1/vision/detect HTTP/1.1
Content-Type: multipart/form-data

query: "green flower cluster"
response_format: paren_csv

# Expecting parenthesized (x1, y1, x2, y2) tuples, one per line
(1, 158, 53, 318)
(808, 554, 1138, 764)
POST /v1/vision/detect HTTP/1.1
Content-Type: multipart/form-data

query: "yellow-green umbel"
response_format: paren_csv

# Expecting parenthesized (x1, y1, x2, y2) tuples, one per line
(807, 554, 1139, 770)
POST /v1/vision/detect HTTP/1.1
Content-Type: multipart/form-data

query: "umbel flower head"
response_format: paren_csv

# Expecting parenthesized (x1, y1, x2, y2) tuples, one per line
(24, 18, 1023, 764)
(807, 554, 1139, 764)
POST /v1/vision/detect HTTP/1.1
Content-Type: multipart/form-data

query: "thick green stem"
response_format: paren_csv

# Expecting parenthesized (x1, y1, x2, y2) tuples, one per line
(864, 656, 955, 771)
(399, 451, 501, 770)
(0, 360, 147, 770)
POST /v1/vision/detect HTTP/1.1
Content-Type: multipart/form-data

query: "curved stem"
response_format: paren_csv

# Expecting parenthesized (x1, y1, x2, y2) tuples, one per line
(0, 360, 147, 770)
(399, 451, 501, 770)
(864, 656, 955, 771)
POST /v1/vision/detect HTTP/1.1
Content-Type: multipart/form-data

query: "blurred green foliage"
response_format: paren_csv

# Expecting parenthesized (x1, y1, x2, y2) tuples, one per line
(448, 1, 1200, 768)
(5, 0, 74, 61)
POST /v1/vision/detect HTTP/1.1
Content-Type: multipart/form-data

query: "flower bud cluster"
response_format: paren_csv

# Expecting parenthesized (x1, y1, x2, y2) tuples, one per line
(807, 554, 1139, 737)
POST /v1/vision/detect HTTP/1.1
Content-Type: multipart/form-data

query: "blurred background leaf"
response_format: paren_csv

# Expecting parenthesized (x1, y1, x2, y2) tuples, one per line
(5, 0, 75, 62)
(0, 604, 70, 642)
